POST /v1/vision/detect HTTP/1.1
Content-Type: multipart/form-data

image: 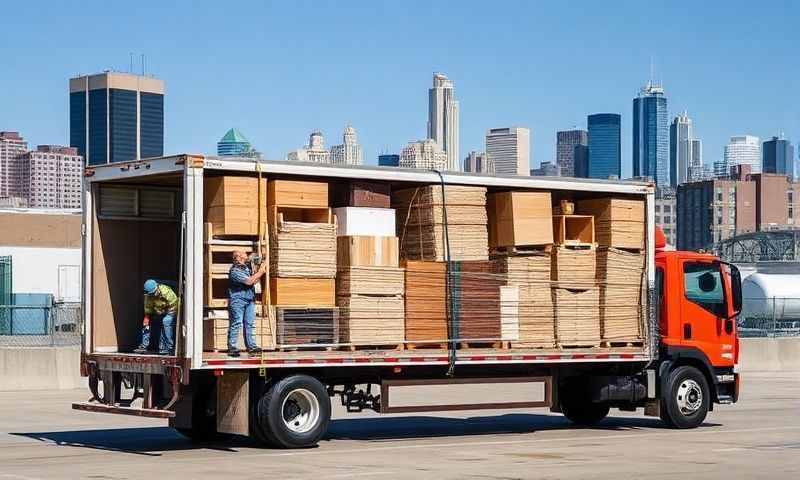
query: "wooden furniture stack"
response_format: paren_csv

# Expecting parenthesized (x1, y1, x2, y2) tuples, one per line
(394, 185, 488, 262)
(202, 176, 274, 352)
(494, 253, 554, 348)
(269, 179, 338, 346)
(578, 198, 646, 344)
(334, 181, 405, 347)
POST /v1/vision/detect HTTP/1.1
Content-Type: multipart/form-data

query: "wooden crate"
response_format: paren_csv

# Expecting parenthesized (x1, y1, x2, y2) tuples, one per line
(488, 191, 553, 248)
(403, 260, 448, 343)
(270, 277, 335, 307)
(551, 246, 596, 284)
(202, 316, 276, 352)
(336, 266, 404, 296)
(576, 198, 645, 250)
(204, 176, 267, 236)
(553, 285, 600, 347)
(268, 179, 328, 208)
(276, 307, 339, 346)
(332, 180, 391, 208)
(337, 236, 399, 267)
(337, 295, 405, 344)
(451, 260, 502, 342)
(553, 215, 595, 247)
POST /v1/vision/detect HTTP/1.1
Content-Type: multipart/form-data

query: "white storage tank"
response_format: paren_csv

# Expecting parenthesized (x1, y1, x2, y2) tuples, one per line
(741, 272, 800, 321)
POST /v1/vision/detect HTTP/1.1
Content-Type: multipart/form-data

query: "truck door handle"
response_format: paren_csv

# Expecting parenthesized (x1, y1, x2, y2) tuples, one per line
(683, 323, 692, 339)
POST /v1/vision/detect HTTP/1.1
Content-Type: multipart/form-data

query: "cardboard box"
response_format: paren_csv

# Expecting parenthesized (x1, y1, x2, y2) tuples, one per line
(334, 207, 395, 237)
(268, 179, 328, 208)
(576, 198, 645, 250)
(403, 260, 448, 343)
(488, 191, 553, 248)
(552, 215, 595, 246)
(332, 181, 391, 208)
(337, 236, 399, 267)
(204, 176, 267, 236)
(270, 277, 335, 307)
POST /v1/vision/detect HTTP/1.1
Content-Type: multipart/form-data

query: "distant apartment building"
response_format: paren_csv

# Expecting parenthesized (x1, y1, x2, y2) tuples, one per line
(485, 127, 530, 176)
(724, 135, 760, 175)
(463, 151, 494, 175)
(0, 132, 27, 199)
(762, 135, 794, 179)
(17, 146, 83, 209)
(587, 114, 621, 179)
(427, 73, 460, 171)
(655, 189, 677, 246)
(330, 125, 363, 166)
(378, 154, 399, 167)
(399, 139, 447, 170)
(556, 130, 587, 177)
(69, 72, 164, 165)
(287, 131, 330, 163)
(531, 161, 560, 177)
(217, 128, 255, 157)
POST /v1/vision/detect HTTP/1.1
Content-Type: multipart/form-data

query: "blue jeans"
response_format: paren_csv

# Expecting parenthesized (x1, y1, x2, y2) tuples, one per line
(228, 297, 257, 351)
(140, 312, 175, 354)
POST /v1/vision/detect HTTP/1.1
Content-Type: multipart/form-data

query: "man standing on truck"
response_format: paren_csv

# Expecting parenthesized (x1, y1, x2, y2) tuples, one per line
(227, 250, 268, 357)
(134, 280, 179, 355)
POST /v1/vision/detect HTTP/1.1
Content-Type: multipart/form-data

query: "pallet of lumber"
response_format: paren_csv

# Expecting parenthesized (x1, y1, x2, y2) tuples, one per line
(596, 247, 645, 285)
(331, 180, 391, 208)
(202, 317, 276, 351)
(553, 285, 600, 347)
(451, 260, 502, 342)
(600, 284, 644, 342)
(337, 236, 399, 267)
(494, 253, 554, 347)
(394, 185, 488, 262)
(403, 260, 448, 343)
(270, 221, 336, 278)
(576, 198, 645, 250)
(270, 277, 335, 307)
(551, 247, 596, 284)
(500, 286, 520, 341)
(275, 307, 339, 346)
(268, 179, 328, 208)
(487, 191, 553, 248)
(204, 176, 267, 236)
(336, 266, 404, 296)
(337, 295, 405, 344)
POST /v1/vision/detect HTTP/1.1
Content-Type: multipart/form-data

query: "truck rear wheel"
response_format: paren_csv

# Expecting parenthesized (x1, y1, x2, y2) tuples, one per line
(660, 366, 709, 429)
(254, 374, 331, 448)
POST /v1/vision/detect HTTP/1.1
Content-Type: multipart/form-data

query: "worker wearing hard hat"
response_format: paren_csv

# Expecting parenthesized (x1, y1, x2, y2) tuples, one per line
(227, 250, 268, 357)
(134, 279, 179, 355)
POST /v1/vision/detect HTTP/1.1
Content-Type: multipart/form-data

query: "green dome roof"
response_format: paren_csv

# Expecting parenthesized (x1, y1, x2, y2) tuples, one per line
(220, 128, 250, 143)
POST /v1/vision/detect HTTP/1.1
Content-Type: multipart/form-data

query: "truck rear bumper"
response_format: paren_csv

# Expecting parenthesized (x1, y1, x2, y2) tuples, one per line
(72, 401, 175, 418)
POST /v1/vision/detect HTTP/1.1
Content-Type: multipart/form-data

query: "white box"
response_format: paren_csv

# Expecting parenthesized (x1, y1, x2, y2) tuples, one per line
(334, 207, 395, 237)
(500, 285, 519, 341)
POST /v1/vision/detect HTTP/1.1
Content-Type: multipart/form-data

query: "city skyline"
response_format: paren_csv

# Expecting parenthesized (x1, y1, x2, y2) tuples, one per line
(0, 2, 797, 178)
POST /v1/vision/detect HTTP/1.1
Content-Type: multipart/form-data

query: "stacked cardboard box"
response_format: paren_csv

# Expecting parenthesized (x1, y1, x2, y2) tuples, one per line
(553, 285, 601, 347)
(551, 247, 596, 284)
(494, 253, 554, 347)
(204, 176, 267, 236)
(394, 185, 488, 261)
(597, 247, 645, 342)
(403, 260, 448, 344)
(487, 191, 553, 249)
(576, 198, 645, 250)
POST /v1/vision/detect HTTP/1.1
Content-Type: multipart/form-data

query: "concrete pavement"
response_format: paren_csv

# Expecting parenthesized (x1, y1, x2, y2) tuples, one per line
(0, 371, 798, 479)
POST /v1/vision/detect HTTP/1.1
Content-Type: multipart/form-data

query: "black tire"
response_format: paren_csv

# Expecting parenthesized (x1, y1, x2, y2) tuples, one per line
(660, 366, 710, 429)
(254, 374, 331, 449)
(559, 380, 609, 426)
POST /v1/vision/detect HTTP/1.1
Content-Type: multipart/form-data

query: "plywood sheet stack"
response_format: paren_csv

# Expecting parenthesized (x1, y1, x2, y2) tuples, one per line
(597, 247, 646, 342)
(403, 260, 447, 345)
(275, 308, 339, 346)
(576, 198, 645, 250)
(451, 260, 503, 342)
(551, 247, 596, 285)
(494, 253, 554, 348)
(394, 185, 488, 262)
(552, 285, 601, 347)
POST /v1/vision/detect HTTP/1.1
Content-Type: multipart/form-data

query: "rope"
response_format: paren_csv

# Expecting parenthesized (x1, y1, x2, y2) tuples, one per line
(432, 169, 456, 376)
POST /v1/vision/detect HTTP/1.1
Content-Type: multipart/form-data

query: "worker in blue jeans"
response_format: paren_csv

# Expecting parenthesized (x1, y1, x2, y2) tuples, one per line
(227, 250, 268, 357)
(134, 279, 178, 355)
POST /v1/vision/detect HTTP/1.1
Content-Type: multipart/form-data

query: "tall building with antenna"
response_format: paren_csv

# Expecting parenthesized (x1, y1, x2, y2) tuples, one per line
(633, 78, 669, 186)
(427, 73, 460, 171)
(69, 71, 165, 165)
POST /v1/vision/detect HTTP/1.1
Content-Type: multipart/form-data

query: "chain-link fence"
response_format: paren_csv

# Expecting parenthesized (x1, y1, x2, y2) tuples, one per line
(739, 297, 800, 337)
(0, 302, 82, 347)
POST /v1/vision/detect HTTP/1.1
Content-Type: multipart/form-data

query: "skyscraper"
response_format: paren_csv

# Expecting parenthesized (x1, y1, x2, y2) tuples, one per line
(724, 135, 761, 174)
(463, 151, 494, 175)
(762, 135, 795, 179)
(427, 73, 460, 171)
(633, 81, 669, 185)
(574, 144, 589, 178)
(556, 129, 588, 177)
(399, 139, 447, 170)
(69, 72, 164, 165)
(287, 131, 330, 163)
(688, 139, 704, 182)
(485, 127, 530, 176)
(330, 125, 363, 166)
(0, 131, 27, 199)
(587, 114, 621, 179)
(669, 112, 692, 187)
(217, 128, 255, 157)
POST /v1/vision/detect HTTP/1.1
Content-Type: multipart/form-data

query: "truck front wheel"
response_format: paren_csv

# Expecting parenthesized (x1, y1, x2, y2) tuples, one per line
(254, 374, 331, 448)
(660, 366, 710, 429)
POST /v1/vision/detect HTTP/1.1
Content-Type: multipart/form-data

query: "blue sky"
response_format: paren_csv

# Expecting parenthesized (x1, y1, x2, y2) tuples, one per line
(1, 1, 797, 177)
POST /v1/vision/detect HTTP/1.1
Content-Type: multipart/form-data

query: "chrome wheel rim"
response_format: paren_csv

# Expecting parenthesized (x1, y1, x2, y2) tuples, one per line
(281, 388, 320, 434)
(676, 379, 703, 415)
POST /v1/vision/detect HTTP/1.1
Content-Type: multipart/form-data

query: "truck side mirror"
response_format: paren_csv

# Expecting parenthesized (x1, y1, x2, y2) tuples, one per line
(730, 264, 742, 316)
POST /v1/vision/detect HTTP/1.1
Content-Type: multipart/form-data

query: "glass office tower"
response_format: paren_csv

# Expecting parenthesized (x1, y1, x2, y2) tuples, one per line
(587, 113, 621, 179)
(633, 82, 669, 185)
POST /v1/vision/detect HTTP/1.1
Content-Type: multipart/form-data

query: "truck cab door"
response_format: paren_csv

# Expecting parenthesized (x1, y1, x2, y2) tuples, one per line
(679, 260, 736, 367)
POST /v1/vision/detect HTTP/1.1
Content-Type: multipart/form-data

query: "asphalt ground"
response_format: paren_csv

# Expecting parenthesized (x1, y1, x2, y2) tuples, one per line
(0, 371, 798, 479)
